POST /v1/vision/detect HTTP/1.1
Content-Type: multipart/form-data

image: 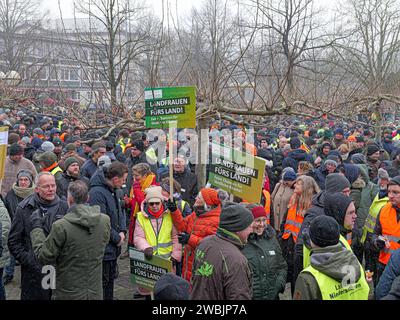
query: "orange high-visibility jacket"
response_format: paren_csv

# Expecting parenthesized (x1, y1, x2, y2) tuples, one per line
(378, 203, 400, 265)
(282, 203, 304, 243)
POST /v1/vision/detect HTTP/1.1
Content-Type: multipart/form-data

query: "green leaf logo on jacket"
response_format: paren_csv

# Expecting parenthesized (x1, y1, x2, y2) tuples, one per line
(196, 261, 214, 277)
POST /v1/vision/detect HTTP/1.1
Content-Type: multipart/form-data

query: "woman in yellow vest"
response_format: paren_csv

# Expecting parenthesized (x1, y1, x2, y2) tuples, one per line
(294, 215, 369, 300)
(280, 175, 320, 296)
(134, 186, 182, 296)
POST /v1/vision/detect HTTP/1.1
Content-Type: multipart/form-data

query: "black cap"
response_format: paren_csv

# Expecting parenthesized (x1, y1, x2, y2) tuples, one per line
(154, 273, 190, 300)
(309, 215, 340, 248)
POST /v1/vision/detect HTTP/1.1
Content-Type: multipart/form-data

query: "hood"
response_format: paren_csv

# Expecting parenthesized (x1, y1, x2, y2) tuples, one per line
(356, 163, 370, 183)
(64, 204, 102, 233)
(342, 163, 361, 185)
(324, 192, 352, 227)
(288, 149, 308, 160)
(90, 169, 107, 188)
(311, 191, 326, 208)
(310, 243, 362, 282)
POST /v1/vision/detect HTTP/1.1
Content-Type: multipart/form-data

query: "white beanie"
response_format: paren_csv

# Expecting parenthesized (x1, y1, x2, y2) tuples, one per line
(145, 186, 164, 202)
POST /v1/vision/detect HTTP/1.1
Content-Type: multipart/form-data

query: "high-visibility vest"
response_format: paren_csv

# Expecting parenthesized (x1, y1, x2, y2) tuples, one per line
(378, 203, 400, 265)
(145, 147, 158, 162)
(117, 138, 128, 153)
(303, 235, 351, 270)
(136, 211, 174, 260)
(282, 204, 303, 243)
(50, 166, 63, 176)
(302, 264, 370, 300)
(58, 121, 63, 130)
(361, 195, 389, 244)
(262, 189, 271, 225)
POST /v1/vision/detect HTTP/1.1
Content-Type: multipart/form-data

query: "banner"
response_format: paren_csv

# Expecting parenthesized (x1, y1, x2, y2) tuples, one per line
(0, 127, 8, 180)
(129, 247, 172, 291)
(145, 86, 196, 129)
(208, 143, 266, 203)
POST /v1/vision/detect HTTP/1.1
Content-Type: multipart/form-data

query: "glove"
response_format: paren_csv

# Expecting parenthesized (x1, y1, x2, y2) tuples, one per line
(166, 199, 177, 213)
(144, 247, 154, 260)
(374, 238, 386, 250)
(178, 232, 190, 245)
(30, 209, 44, 230)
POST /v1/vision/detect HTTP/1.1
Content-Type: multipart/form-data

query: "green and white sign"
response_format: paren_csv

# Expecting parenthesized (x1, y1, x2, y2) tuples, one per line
(145, 86, 196, 128)
(129, 247, 172, 291)
(208, 143, 267, 203)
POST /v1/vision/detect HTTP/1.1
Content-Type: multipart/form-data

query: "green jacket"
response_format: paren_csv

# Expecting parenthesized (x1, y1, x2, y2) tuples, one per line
(0, 198, 11, 268)
(242, 225, 287, 300)
(294, 243, 366, 300)
(30, 204, 111, 300)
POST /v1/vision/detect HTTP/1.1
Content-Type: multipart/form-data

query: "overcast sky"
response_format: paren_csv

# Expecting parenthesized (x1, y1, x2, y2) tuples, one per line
(43, 0, 336, 20)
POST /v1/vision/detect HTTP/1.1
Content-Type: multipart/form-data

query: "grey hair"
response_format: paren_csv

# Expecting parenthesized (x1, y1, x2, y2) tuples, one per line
(67, 180, 89, 204)
(34, 172, 54, 186)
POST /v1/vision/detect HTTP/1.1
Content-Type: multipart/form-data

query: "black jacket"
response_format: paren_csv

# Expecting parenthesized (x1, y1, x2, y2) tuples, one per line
(173, 169, 199, 207)
(282, 149, 313, 173)
(7, 193, 68, 300)
(4, 189, 24, 221)
(88, 171, 126, 261)
(56, 172, 90, 199)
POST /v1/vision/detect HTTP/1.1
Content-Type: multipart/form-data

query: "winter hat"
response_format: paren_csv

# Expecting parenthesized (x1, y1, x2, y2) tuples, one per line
(9, 143, 24, 156)
(98, 155, 111, 167)
(324, 192, 353, 227)
(39, 151, 58, 168)
(21, 136, 31, 144)
(52, 138, 63, 147)
(366, 144, 380, 156)
(250, 205, 267, 219)
(8, 133, 20, 145)
(33, 128, 44, 135)
(219, 201, 254, 232)
(16, 169, 33, 185)
(388, 175, 400, 186)
(378, 168, 390, 183)
(31, 137, 43, 149)
(154, 273, 190, 300)
(309, 215, 340, 248)
(290, 137, 301, 149)
(324, 159, 338, 167)
(334, 128, 344, 136)
(200, 188, 221, 206)
(50, 128, 61, 135)
(145, 186, 164, 203)
(40, 141, 55, 152)
(64, 157, 79, 171)
(65, 143, 76, 152)
(351, 153, 366, 164)
(283, 170, 297, 181)
(321, 142, 332, 149)
(325, 173, 350, 193)
(327, 153, 340, 163)
(341, 164, 360, 185)
(131, 140, 145, 152)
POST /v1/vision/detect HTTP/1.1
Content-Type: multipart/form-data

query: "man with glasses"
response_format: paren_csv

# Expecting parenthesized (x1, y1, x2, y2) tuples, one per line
(7, 172, 68, 300)
(80, 142, 107, 179)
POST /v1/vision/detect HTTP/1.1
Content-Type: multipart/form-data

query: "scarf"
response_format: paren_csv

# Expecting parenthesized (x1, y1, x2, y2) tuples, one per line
(12, 184, 35, 199)
(140, 173, 156, 191)
(148, 204, 165, 219)
(42, 162, 58, 172)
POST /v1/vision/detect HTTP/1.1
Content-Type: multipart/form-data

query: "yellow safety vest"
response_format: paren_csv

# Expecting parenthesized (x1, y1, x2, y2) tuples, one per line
(117, 138, 128, 153)
(136, 211, 174, 260)
(50, 166, 63, 176)
(361, 195, 389, 244)
(302, 265, 370, 300)
(303, 235, 351, 270)
(145, 147, 158, 163)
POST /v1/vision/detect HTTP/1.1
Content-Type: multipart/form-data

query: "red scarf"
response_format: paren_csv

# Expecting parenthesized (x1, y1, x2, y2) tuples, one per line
(148, 204, 165, 219)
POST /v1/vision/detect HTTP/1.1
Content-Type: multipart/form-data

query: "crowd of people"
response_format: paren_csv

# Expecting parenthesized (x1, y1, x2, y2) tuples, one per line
(0, 107, 400, 301)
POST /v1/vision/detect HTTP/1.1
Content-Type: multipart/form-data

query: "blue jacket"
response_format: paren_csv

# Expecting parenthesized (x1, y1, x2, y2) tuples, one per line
(89, 171, 126, 261)
(375, 249, 400, 299)
(282, 149, 313, 173)
(80, 158, 98, 180)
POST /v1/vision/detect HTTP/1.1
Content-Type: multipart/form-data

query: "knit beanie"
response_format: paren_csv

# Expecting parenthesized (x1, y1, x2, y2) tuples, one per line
(388, 175, 400, 187)
(40, 141, 55, 152)
(366, 144, 380, 156)
(21, 136, 31, 144)
(283, 170, 297, 181)
(219, 201, 254, 232)
(132, 140, 145, 152)
(325, 173, 350, 193)
(351, 153, 366, 164)
(64, 157, 79, 171)
(145, 186, 164, 203)
(17, 169, 33, 185)
(200, 188, 221, 206)
(290, 137, 301, 149)
(9, 143, 24, 156)
(378, 168, 390, 184)
(39, 151, 58, 168)
(52, 138, 63, 147)
(334, 128, 344, 136)
(65, 143, 77, 152)
(309, 215, 340, 247)
(324, 159, 338, 167)
(154, 273, 190, 300)
(250, 205, 267, 219)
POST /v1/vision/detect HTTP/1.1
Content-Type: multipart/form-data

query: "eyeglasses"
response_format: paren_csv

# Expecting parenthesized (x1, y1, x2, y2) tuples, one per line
(149, 202, 161, 206)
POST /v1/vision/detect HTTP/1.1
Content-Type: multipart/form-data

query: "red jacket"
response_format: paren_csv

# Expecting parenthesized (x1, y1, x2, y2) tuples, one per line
(171, 206, 221, 282)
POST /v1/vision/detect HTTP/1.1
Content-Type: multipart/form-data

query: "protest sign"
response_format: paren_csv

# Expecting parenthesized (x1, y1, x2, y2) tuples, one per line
(208, 143, 267, 203)
(129, 247, 172, 291)
(0, 127, 8, 182)
(145, 86, 196, 129)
